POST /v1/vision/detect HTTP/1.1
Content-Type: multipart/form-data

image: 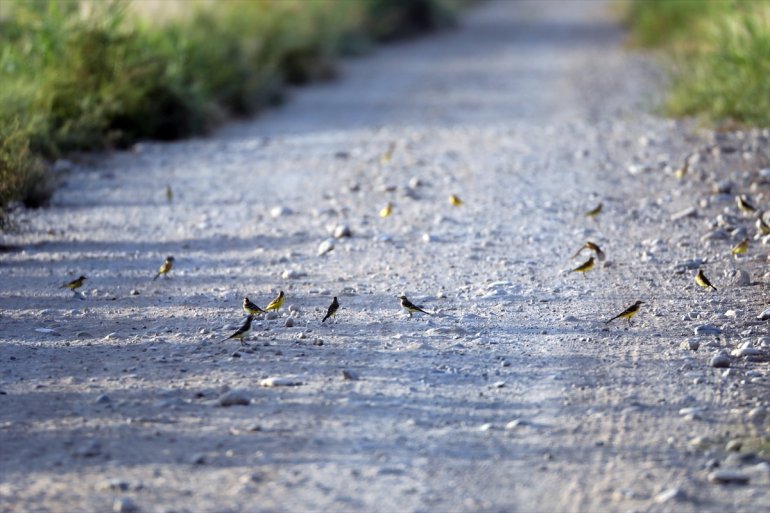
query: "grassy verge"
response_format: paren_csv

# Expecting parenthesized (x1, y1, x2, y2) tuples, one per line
(0, 0, 462, 220)
(622, 0, 770, 128)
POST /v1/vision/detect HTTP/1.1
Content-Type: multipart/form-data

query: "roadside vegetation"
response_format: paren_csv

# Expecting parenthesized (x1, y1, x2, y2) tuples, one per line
(0, 0, 461, 220)
(622, 0, 770, 128)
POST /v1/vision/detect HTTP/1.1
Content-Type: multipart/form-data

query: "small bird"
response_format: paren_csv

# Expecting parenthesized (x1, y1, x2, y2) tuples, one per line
(449, 194, 463, 207)
(674, 159, 689, 179)
(694, 269, 717, 291)
(61, 275, 86, 291)
(221, 315, 253, 344)
(736, 194, 756, 214)
(570, 256, 595, 277)
(399, 295, 431, 318)
(585, 202, 602, 217)
(606, 301, 644, 325)
(731, 238, 749, 257)
(243, 297, 266, 316)
(572, 241, 605, 261)
(152, 256, 175, 281)
(322, 296, 339, 323)
(379, 202, 393, 218)
(380, 142, 396, 163)
(165, 184, 173, 202)
(757, 216, 770, 235)
(264, 290, 285, 312)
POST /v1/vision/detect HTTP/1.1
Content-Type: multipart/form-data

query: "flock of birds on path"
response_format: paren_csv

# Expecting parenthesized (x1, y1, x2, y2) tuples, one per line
(56, 147, 755, 343)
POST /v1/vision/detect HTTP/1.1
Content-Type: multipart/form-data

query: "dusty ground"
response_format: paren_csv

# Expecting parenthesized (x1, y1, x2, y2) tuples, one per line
(1, 1, 769, 512)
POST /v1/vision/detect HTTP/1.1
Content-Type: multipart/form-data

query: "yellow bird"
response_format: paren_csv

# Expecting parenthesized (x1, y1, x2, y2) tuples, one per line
(399, 295, 432, 318)
(380, 142, 396, 164)
(152, 256, 175, 281)
(757, 216, 770, 236)
(570, 256, 595, 277)
(731, 238, 749, 257)
(736, 194, 756, 214)
(264, 290, 285, 312)
(379, 202, 393, 218)
(322, 296, 339, 323)
(694, 269, 717, 291)
(674, 160, 689, 179)
(243, 297, 266, 316)
(61, 275, 86, 291)
(221, 315, 253, 344)
(584, 202, 602, 217)
(605, 301, 644, 326)
(572, 241, 605, 261)
(449, 194, 463, 207)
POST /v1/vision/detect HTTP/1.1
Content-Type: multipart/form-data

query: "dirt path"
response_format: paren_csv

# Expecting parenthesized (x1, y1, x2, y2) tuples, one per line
(1, 1, 768, 512)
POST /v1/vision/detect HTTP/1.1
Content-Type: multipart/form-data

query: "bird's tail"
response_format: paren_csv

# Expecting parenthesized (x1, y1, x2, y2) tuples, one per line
(152, 272, 161, 281)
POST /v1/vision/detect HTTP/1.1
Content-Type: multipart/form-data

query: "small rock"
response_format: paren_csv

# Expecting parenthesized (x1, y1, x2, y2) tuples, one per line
(265, 312, 278, 320)
(682, 339, 700, 351)
(713, 180, 734, 194)
(104, 332, 121, 340)
(701, 229, 729, 242)
(332, 225, 352, 239)
(671, 207, 697, 221)
(95, 394, 111, 404)
(505, 419, 528, 430)
(707, 470, 750, 485)
(76, 440, 102, 458)
(34, 328, 61, 336)
(129, 289, 140, 296)
(695, 324, 722, 336)
(756, 306, 770, 320)
(270, 206, 292, 219)
(710, 352, 731, 368)
(284, 318, 294, 328)
(421, 233, 436, 243)
(653, 488, 685, 504)
(113, 497, 139, 513)
(478, 423, 493, 432)
(725, 440, 742, 452)
(260, 377, 302, 387)
(317, 239, 335, 256)
(747, 407, 767, 423)
(100, 478, 130, 492)
(729, 269, 751, 287)
(281, 269, 305, 280)
(191, 453, 206, 465)
(76, 331, 93, 339)
(217, 390, 251, 407)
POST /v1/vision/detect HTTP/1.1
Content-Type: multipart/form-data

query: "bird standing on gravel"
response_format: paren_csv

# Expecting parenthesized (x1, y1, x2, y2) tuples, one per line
(735, 194, 756, 214)
(731, 238, 749, 258)
(572, 241, 605, 261)
(61, 275, 86, 292)
(243, 297, 266, 316)
(756, 216, 770, 236)
(695, 269, 717, 291)
(152, 256, 175, 281)
(605, 301, 644, 326)
(379, 202, 393, 218)
(322, 296, 339, 323)
(265, 290, 285, 312)
(584, 202, 602, 217)
(570, 256, 595, 277)
(221, 315, 253, 344)
(449, 194, 463, 207)
(400, 295, 431, 318)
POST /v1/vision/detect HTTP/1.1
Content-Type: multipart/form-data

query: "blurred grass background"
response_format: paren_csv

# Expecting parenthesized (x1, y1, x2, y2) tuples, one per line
(0, 0, 461, 220)
(622, 0, 770, 129)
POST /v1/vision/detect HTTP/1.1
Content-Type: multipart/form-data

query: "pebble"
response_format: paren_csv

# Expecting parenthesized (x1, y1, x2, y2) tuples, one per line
(421, 233, 437, 243)
(260, 377, 303, 387)
(682, 339, 700, 351)
(653, 488, 685, 504)
(284, 318, 294, 328)
(217, 390, 251, 407)
(478, 423, 493, 432)
(129, 289, 140, 296)
(341, 369, 359, 380)
(725, 439, 742, 452)
(104, 332, 121, 340)
(34, 328, 61, 336)
(95, 394, 111, 404)
(747, 407, 766, 423)
(713, 180, 734, 194)
(670, 207, 697, 221)
(76, 440, 102, 457)
(270, 206, 292, 218)
(756, 306, 770, 320)
(317, 239, 335, 256)
(76, 331, 93, 339)
(281, 269, 305, 280)
(332, 224, 352, 239)
(701, 229, 729, 242)
(100, 478, 130, 492)
(729, 269, 751, 287)
(694, 324, 721, 336)
(191, 453, 206, 465)
(113, 497, 139, 513)
(710, 352, 731, 368)
(707, 470, 750, 485)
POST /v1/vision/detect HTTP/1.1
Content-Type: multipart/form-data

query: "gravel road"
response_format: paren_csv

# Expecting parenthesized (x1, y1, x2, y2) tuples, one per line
(1, 1, 769, 512)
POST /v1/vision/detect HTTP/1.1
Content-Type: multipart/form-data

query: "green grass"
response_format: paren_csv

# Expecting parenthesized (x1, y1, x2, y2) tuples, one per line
(0, 0, 462, 221)
(623, 0, 770, 128)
